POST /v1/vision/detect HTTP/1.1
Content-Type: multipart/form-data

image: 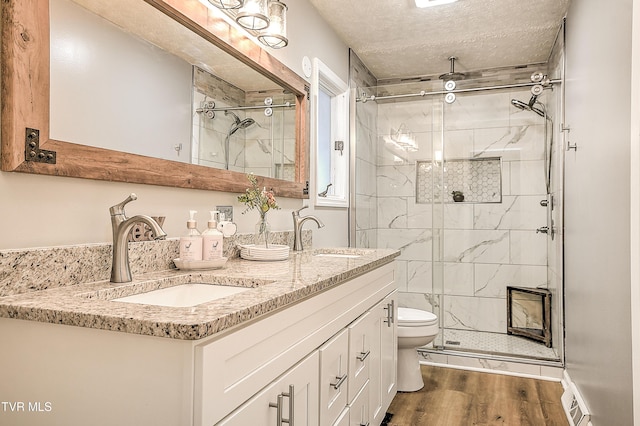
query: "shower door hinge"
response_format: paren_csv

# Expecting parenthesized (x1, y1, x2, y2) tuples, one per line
(303, 180, 309, 195)
(25, 128, 56, 164)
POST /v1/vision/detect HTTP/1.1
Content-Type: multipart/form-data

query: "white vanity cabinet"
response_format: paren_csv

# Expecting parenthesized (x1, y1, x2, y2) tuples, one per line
(197, 262, 396, 426)
(0, 260, 397, 426)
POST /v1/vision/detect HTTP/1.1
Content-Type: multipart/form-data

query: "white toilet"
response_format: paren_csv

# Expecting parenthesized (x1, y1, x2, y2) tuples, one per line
(397, 307, 439, 392)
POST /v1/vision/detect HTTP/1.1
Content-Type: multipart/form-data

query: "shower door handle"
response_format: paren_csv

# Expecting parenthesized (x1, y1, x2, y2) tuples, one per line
(536, 226, 549, 234)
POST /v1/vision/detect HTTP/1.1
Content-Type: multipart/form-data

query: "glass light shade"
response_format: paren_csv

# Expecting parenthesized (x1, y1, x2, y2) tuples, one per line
(257, 1, 288, 49)
(236, 0, 270, 30)
(208, 0, 244, 9)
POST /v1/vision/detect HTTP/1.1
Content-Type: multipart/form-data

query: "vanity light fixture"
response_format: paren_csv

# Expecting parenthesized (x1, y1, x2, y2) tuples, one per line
(415, 0, 458, 7)
(257, 0, 288, 48)
(207, 0, 289, 49)
(207, 0, 244, 9)
(236, 0, 270, 30)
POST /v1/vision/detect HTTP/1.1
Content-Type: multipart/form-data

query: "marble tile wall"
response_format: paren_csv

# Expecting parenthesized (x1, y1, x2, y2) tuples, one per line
(372, 85, 553, 335)
(192, 68, 296, 180)
(351, 51, 379, 248)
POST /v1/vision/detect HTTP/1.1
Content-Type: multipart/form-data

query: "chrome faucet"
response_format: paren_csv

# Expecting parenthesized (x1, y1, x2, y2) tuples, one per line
(110, 193, 167, 283)
(292, 206, 324, 251)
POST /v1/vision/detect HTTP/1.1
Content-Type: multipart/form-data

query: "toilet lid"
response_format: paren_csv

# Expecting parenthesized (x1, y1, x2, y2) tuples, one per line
(397, 307, 438, 326)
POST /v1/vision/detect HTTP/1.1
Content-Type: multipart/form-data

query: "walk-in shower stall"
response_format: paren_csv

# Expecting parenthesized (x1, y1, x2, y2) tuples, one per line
(352, 54, 565, 365)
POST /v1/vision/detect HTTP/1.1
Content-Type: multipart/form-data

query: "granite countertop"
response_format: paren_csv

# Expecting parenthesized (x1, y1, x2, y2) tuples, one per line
(0, 248, 399, 340)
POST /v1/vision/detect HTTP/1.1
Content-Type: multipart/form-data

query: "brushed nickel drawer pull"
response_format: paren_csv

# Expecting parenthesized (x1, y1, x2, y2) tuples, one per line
(269, 394, 284, 426)
(356, 350, 370, 362)
(331, 374, 347, 390)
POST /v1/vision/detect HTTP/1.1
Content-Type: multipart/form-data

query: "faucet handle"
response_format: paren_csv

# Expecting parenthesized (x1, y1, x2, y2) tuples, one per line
(110, 193, 137, 216)
(293, 205, 308, 216)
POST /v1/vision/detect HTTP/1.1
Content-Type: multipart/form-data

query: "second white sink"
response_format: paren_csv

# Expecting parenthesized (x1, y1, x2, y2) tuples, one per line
(112, 283, 250, 308)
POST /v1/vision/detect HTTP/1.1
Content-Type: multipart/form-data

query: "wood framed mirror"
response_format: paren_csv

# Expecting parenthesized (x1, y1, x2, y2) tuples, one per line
(1, 0, 309, 198)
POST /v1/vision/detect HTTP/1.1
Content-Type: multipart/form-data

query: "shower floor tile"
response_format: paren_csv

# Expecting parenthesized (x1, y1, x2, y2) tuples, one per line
(426, 328, 559, 361)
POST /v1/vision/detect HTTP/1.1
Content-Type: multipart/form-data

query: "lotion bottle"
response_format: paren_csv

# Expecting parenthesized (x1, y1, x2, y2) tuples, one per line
(202, 211, 224, 260)
(179, 210, 203, 261)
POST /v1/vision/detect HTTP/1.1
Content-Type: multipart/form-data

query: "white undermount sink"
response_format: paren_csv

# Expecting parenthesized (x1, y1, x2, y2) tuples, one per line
(112, 283, 250, 308)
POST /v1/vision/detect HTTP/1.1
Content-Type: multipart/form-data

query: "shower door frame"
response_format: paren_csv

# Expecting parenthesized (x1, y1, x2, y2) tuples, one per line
(351, 75, 565, 364)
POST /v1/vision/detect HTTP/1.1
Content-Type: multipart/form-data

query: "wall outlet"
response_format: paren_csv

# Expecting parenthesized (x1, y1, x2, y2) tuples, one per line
(216, 205, 233, 222)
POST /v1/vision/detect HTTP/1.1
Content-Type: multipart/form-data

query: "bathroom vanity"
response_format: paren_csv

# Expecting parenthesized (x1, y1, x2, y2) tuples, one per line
(0, 248, 399, 426)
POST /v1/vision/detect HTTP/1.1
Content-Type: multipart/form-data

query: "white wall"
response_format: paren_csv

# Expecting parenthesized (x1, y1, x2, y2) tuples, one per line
(564, 0, 634, 424)
(631, 0, 640, 423)
(0, 0, 349, 251)
(269, 0, 351, 248)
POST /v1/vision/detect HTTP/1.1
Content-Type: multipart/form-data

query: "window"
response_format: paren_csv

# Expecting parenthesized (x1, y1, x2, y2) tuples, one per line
(311, 58, 349, 208)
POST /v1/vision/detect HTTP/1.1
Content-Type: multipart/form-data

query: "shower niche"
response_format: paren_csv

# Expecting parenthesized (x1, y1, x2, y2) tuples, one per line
(507, 286, 552, 347)
(416, 157, 502, 204)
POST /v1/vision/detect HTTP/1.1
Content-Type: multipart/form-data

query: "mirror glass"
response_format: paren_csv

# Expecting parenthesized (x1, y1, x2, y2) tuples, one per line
(50, 0, 297, 181)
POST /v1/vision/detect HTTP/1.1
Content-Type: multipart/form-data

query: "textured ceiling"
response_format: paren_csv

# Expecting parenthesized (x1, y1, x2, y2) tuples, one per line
(307, 0, 571, 79)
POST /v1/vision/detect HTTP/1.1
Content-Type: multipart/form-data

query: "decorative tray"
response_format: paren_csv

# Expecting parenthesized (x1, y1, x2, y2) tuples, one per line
(173, 257, 228, 271)
(240, 244, 290, 261)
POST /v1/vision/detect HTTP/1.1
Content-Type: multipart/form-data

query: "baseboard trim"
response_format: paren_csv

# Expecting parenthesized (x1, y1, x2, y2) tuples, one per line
(419, 360, 563, 382)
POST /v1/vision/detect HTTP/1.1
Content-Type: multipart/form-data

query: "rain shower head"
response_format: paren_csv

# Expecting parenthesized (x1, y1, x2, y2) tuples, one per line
(439, 56, 466, 81)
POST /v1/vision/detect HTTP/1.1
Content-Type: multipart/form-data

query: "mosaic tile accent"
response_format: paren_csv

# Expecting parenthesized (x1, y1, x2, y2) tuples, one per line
(275, 163, 296, 181)
(416, 158, 502, 204)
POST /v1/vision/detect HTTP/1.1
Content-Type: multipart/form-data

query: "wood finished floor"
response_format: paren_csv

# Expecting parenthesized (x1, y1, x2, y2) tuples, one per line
(386, 365, 569, 426)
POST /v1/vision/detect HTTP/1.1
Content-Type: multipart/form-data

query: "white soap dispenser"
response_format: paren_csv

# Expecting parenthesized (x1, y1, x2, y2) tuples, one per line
(202, 210, 224, 260)
(179, 210, 203, 261)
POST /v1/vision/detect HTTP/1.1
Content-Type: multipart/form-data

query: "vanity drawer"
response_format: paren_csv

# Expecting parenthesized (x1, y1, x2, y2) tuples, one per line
(319, 329, 349, 425)
(347, 311, 373, 403)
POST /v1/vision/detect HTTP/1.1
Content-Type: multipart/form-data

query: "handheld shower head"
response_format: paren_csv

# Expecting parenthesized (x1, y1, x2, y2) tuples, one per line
(511, 99, 528, 111)
(229, 118, 256, 136)
(510, 98, 546, 118)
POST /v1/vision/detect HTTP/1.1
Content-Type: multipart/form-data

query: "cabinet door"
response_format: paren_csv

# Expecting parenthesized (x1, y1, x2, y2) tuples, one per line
(369, 292, 397, 426)
(319, 329, 349, 426)
(332, 407, 350, 426)
(218, 351, 319, 426)
(349, 380, 370, 426)
(379, 292, 397, 412)
(347, 311, 373, 403)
